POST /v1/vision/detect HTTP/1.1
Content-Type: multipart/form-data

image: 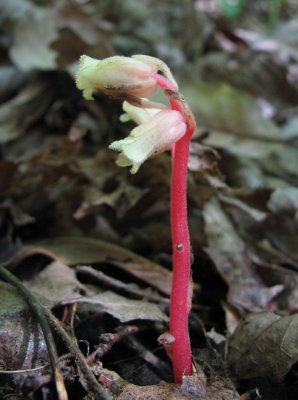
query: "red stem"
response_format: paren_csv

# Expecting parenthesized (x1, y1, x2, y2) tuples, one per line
(170, 133, 193, 382)
(155, 74, 195, 382)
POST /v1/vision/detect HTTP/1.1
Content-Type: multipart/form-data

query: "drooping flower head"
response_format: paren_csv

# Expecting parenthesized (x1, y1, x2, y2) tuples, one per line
(76, 55, 158, 100)
(76, 54, 178, 101)
(109, 109, 187, 174)
(76, 54, 187, 173)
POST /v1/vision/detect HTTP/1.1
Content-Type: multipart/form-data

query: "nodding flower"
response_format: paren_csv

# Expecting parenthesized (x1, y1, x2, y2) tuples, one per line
(76, 55, 159, 101)
(109, 109, 187, 174)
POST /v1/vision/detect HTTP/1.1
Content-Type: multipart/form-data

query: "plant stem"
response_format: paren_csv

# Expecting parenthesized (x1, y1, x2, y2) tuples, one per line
(155, 74, 195, 383)
(170, 132, 193, 382)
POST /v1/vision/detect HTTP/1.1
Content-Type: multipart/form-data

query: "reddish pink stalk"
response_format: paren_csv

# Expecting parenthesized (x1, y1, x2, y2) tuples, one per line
(155, 74, 195, 383)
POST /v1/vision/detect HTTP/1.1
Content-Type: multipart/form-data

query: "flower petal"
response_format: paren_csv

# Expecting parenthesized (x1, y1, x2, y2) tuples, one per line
(109, 110, 187, 173)
(76, 55, 158, 100)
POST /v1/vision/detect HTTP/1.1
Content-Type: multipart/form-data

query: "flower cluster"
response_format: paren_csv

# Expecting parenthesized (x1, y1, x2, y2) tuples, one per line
(76, 55, 187, 173)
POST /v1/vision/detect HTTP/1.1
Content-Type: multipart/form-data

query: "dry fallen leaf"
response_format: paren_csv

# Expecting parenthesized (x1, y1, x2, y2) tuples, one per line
(25, 260, 86, 304)
(13, 236, 173, 296)
(203, 197, 283, 312)
(66, 291, 168, 323)
(26, 261, 168, 323)
(227, 311, 298, 382)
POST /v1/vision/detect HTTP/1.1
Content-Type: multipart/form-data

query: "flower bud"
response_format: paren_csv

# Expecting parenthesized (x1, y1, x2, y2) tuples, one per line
(109, 110, 187, 174)
(76, 55, 158, 100)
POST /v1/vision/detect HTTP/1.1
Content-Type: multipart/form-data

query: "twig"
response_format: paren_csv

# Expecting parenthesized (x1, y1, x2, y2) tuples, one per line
(43, 307, 112, 400)
(76, 265, 169, 304)
(86, 326, 140, 364)
(0, 265, 68, 400)
(126, 335, 173, 381)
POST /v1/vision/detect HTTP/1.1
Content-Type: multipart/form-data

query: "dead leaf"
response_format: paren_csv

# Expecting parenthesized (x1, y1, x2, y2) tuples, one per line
(13, 236, 173, 296)
(227, 311, 298, 382)
(73, 181, 148, 220)
(204, 131, 298, 180)
(65, 291, 168, 323)
(218, 193, 267, 223)
(203, 197, 283, 312)
(25, 260, 167, 323)
(24, 260, 168, 324)
(25, 261, 86, 305)
(0, 80, 55, 143)
(188, 142, 221, 175)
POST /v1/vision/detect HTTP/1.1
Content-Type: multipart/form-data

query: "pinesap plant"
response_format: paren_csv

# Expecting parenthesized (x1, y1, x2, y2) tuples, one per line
(76, 54, 196, 383)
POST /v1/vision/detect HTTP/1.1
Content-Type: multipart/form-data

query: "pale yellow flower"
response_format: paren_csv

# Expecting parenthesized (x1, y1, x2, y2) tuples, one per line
(76, 55, 158, 100)
(109, 109, 187, 173)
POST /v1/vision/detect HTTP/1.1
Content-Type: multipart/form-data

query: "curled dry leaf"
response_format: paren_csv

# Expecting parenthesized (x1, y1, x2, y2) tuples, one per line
(227, 311, 298, 382)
